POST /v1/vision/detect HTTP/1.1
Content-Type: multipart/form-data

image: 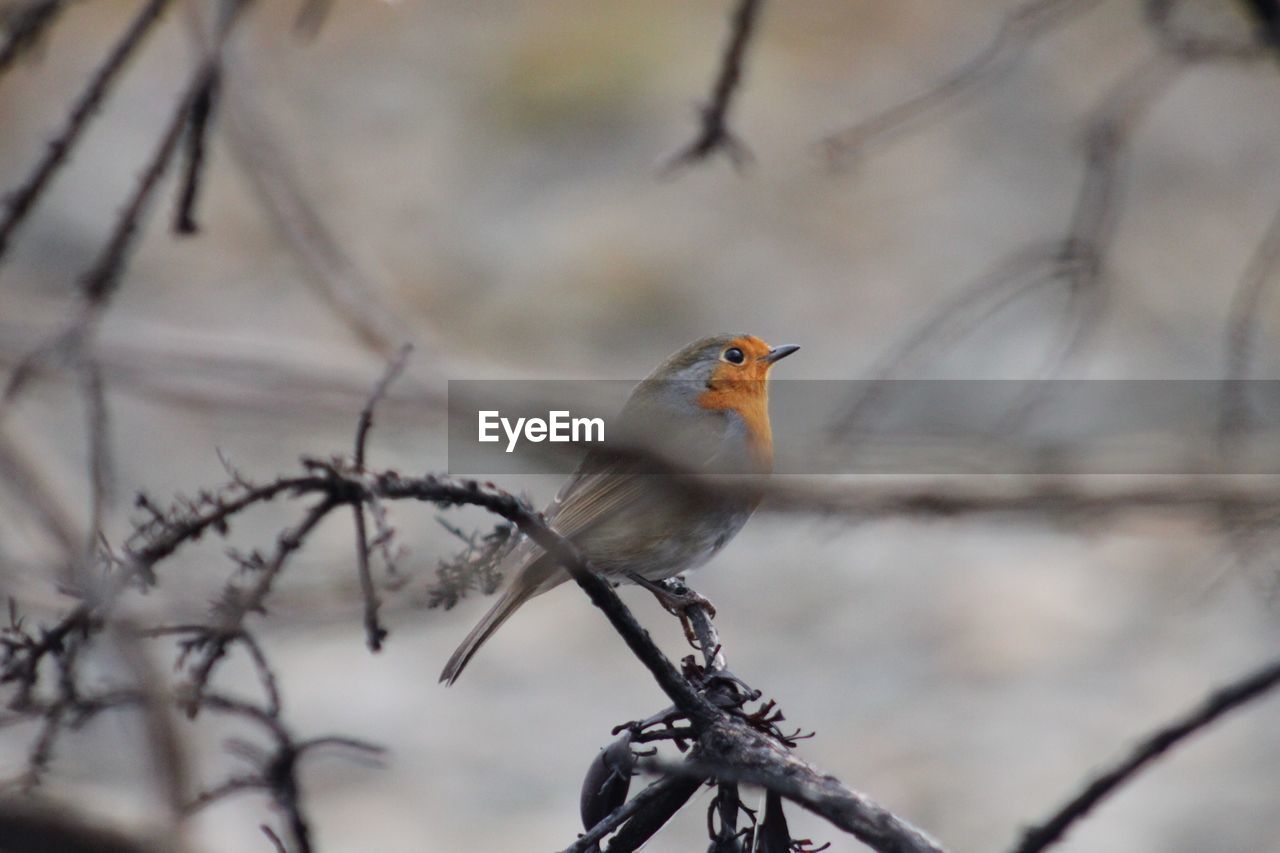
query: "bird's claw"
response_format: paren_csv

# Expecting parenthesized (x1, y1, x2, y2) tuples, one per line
(626, 574, 717, 647)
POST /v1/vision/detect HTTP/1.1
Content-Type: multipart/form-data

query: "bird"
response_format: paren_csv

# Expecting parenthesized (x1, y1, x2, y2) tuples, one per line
(440, 334, 799, 684)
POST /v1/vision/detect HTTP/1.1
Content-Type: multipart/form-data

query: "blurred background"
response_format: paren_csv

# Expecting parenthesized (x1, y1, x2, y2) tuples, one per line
(1, 0, 1279, 850)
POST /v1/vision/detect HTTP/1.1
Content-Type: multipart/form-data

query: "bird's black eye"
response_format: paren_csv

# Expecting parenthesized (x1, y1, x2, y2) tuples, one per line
(723, 347, 745, 364)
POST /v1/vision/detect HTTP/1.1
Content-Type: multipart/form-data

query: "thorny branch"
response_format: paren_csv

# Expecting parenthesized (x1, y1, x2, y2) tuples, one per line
(3, 405, 948, 853)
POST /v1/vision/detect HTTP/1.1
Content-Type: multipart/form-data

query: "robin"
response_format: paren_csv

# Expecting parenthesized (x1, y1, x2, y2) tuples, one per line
(440, 334, 799, 684)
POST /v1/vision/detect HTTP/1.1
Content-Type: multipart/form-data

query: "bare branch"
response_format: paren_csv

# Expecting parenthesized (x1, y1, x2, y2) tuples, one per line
(820, 0, 1102, 165)
(1221, 199, 1280, 431)
(1012, 655, 1280, 853)
(0, 0, 174, 263)
(186, 494, 341, 707)
(173, 67, 221, 235)
(80, 359, 112, 560)
(656, 741, 945, 853)
(352, 344, 411, 651)
(1241, 0, 1280, 50)
(217, 56, 424, 359)
(3, 1, 249, 405)
(354, 343, 412, 470)
(0, 799, 162, 853)
(0, 426, 82, 559)
(0, 0, 72, 74)
(666, 0, 764, 170)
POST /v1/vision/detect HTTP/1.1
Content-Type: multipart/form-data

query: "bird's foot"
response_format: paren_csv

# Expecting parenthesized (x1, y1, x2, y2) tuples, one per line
(626, 573, 716, 647)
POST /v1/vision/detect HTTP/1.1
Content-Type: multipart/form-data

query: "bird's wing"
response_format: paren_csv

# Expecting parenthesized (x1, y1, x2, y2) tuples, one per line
(544, 452, 650, 540)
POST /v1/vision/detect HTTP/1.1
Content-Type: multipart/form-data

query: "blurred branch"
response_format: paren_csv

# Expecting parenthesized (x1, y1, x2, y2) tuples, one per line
(765, 477, 1280, 520)
(1221, 199, 1280, 430)
(0, 798, 163, 853)
(1012, 655, 1280, 853)
(79, 359, 111, 560)
(0, 426, 81, 560)
(216, 47, 424, 360)
(1148, 0, 1278, 59)
(0, 0, 71, 74)
(830, 0, 1277, 442)
(1240, 0, 1280, 50)
(0, 0, 173, 264)
(292, 0, 331, 39)
(353, 344, 412, 470)
(820, 0, 1102, 166)
(3, 0, 250, 405)
(0, 318, 446, 418)
(173, 66, 221, 235)
(108, 623, 193, 821)
(833, 44, 1209, 438)
(570, 767, 703, 852)
(666, 0, 764, 170)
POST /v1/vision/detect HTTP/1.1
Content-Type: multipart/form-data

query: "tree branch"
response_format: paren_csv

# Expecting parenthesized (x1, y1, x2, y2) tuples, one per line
(0, 0, 174, 263)
(1012, 655, 1280, 853)
(666, 0, 764, 169)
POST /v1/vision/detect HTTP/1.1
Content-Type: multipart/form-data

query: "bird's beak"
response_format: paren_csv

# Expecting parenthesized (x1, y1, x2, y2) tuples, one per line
(762, 344, 800, 364)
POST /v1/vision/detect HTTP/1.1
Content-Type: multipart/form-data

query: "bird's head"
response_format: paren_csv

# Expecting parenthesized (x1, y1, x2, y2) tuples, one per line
(630, 334, 799, 470)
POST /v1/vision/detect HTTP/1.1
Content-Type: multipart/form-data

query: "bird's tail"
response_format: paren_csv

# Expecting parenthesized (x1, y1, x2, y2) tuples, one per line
(438, 584, 533, 685)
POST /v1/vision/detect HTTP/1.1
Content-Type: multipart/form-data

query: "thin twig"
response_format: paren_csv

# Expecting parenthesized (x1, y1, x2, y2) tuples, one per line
(187, 494, 341, 705)
(1221, 199, 1280, 435)
(820, 0, 1102, 165)
(351, 344, 411, 651)
(173, 66, 221, 235)
(261, 824, 287, 853)
(833, 52, 1183, 439)
(1012, 655, 1280, 853)
(354, 344, 412, 469)
(350, 505, 385, 652)
(80, 359, 112, 560)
